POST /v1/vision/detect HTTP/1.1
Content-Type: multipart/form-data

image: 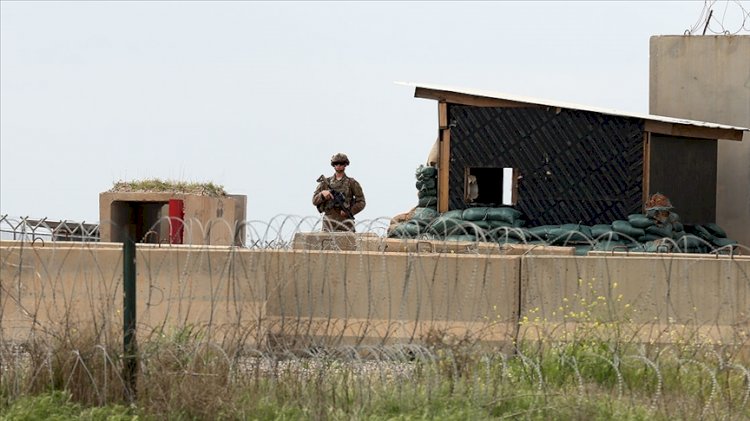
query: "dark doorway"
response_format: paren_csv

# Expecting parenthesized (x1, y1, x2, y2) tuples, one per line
(110, 201, 169, 243)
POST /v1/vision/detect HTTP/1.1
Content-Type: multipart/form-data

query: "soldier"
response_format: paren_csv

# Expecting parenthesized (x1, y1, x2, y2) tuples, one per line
(312, 153, 366, 232)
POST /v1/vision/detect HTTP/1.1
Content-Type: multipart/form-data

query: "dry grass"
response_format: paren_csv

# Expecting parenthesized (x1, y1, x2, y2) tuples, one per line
(110, 178, 226, 196)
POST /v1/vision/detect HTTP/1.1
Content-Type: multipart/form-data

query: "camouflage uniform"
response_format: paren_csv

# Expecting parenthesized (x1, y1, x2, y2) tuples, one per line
(312, 174, 366, 232)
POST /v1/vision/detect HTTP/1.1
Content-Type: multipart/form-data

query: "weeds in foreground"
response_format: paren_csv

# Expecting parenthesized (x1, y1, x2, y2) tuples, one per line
(1, 298, 748, 420)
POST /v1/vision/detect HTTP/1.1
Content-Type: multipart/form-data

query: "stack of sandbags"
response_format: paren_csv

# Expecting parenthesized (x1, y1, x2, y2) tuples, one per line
(676, 222, 737, 253)
(427, 206, 525, 242)
(526, 224, 596, 255)
(415, 165, 438, 209)
(387, 206, 439, 238)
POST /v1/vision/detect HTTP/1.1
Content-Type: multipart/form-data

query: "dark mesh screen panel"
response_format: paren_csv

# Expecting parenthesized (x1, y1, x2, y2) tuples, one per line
(448, 106, 644, 226)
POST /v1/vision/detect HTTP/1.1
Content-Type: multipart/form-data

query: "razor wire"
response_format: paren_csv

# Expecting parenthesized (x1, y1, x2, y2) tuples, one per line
(1, 216, 749, 418)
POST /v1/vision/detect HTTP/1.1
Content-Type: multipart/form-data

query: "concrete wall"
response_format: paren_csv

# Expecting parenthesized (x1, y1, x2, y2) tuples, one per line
(650, 35, 750, 247)
(2, 240, 748, 348)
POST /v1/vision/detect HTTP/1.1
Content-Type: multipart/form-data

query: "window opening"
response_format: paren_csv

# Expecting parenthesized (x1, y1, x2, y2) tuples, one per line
(464, 167, 516, 206)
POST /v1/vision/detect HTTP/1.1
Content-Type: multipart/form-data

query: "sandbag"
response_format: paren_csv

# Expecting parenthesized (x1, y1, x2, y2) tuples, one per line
(418, 188, 437, 198)
(389, 221, 422, 238)
(427, 216, 463, 236)
(489, 220, 513, 229)
(416, 165, 438, 179)
(528, 225, 557, 241)
(591, 224, 620, 241)
(704, 223, 727, 238)
(418, 197, 437, 208)
(628, 214, 655, 229)
(451, 221, 488, 236)
(461, 207, 489, 221)
(675, 234, 703, 249)
(442, 209, 464, 220)
(410, 207, 439, 222)
(548, 227, 591, 244)
(712, 237, 737, 247)
(690, 225, 715, 241)
(485, 207, 522, 223)
(416, 178, 437, 190)
(494, 227, 530, 241)
(574, 245, 592, 256)
(611, 220, 645, 239)
(645, 223, 673, 238)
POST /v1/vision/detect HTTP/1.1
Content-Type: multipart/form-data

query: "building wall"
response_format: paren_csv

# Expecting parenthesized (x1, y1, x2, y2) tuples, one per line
(650, 35, 750, 246)
(447, 106, 644, 226)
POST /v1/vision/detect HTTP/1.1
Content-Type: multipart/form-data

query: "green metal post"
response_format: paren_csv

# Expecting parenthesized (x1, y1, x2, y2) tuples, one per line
(123, 236, 137, 400)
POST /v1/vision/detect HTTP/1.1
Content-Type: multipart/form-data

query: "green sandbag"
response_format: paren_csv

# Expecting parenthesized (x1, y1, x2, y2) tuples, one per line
(416, 165, 437, 179)
(416, 178, 437, 190)
(645, 223, 673, 238)
(442, 209, 463, 220)
(410, 207, 440, 223)
(712, 237, 737, 247)
(562, 224, 592, 238)
(389, 221, 422, 238)
(675, 234, 703, 249)
(644, 241, 672, 253)
(485, 207, 522, 223)
(461, 207, 489, 221)
(704, 223, 727, 238)
(549, 227, 590, 244)
(451, 221, 487, 236)
(418, 188, 437, 198)
(418, 196, 437, 208)
(673, 222, 683, 232)
(489, 220, 512, 228)
(574, 245, 592, 256)
(628, 214, 656, 229)
(691, 225, 715, 241)
(612, 220, 645, 239)
(591, 224, 612, 237)
(591, 224, 620, 241)
(638, 234, 663, 242)
(528, 225, 557, 241)
(493, 227, 530, 241)
(427, 216, 463, 236)
(513, 219, 526, 228)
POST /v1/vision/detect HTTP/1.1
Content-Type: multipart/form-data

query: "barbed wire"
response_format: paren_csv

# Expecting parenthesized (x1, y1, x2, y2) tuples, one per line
(685, 0, 750, 35)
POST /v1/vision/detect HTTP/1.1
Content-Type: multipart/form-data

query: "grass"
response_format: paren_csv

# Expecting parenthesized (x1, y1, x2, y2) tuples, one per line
(109, 178, 226, 197)
(1, 283, 747, 420)
(1, 327, 747, 420)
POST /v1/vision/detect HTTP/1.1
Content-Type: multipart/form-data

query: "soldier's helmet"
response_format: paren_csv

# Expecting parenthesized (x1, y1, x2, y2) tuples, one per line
(330, 153, 350, 166)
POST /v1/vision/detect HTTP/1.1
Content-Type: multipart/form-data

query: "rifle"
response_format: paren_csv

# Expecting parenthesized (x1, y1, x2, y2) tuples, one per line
(317, 175, 355, 220)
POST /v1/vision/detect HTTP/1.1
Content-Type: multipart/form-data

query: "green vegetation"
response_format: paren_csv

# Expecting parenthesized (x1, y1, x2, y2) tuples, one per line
(1, 326, 747, 420)
(110, 178, 226, 196)
(1, 285, 747, 420)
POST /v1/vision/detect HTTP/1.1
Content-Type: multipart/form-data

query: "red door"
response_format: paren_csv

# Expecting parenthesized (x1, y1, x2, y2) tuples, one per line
(168, 199, 184, 244)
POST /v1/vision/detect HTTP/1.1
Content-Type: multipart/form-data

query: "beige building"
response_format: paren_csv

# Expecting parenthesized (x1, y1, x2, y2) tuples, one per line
(99, 191, 247, 246)
(650, 35, 750, 247)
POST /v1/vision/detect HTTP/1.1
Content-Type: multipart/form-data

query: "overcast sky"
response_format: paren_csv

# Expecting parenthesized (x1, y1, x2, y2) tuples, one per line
(2, 1, 748, 227)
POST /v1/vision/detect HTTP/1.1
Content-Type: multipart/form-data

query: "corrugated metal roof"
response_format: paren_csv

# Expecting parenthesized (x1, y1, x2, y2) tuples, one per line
(396, 81, 750, 133)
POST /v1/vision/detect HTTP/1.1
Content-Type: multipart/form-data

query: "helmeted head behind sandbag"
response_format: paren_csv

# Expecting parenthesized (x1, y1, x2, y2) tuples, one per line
(644, 192, 673, 223)
(330, 153, 350, 166)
